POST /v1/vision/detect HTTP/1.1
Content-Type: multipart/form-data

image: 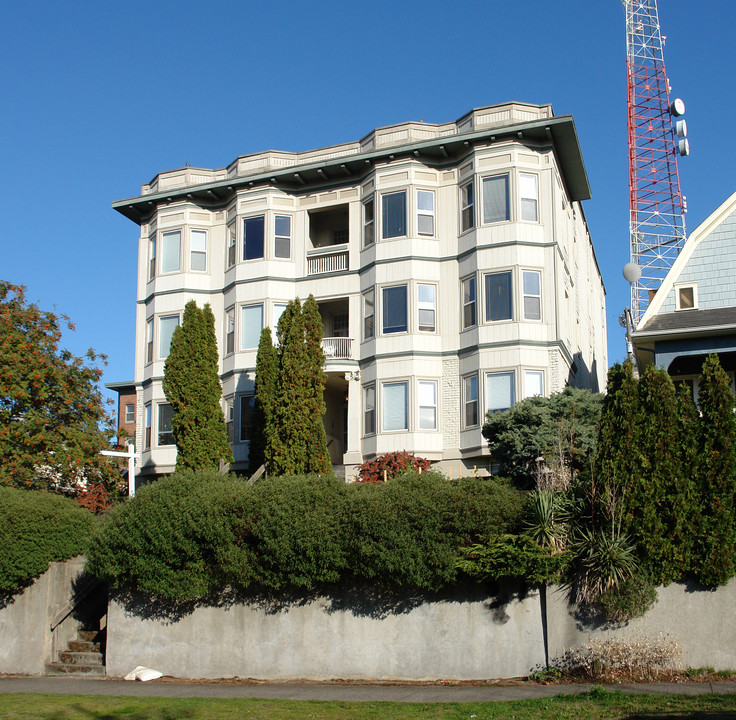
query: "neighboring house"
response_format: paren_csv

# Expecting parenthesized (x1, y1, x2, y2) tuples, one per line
(113, 101, 607, 480)
(632, 188, 736, 400)
(105, 381, 137, 441)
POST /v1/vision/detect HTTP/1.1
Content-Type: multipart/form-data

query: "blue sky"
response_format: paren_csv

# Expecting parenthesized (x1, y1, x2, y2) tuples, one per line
(2, 0, 734, 406)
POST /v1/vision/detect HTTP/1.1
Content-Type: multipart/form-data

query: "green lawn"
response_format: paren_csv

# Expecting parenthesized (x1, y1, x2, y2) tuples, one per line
(2, 688, 736, 720)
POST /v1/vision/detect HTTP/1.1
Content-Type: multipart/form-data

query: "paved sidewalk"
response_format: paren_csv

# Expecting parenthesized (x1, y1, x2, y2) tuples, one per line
(1, 676, 735, 702)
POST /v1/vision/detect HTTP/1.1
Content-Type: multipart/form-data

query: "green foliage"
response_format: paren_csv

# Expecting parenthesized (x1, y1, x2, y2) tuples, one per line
(163, 301, 232, 471)
(482, 387, 603, 487)
(249, 327, 278, 473)
(356, 451, 432, 483)
(691, 353, 736, 587)
(0, 486, 97, 594)
(524, 489, 569, 551)
(594, 572, 658, 624)
(0, 281, 121, 491)
(87, 470, 525, 600)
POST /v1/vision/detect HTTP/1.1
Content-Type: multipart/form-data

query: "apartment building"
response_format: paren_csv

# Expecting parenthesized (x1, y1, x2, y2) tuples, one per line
(113, 102, 607, 480)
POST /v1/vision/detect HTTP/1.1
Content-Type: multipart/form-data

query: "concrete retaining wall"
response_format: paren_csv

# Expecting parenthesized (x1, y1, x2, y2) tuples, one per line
(106, 580, 736, 680)
(0, 556, 85, 675)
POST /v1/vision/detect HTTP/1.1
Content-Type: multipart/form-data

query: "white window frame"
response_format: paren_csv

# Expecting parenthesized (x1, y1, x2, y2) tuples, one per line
(190, 229, 208, 272)
(363, 384, 376, 436)
(157, 402, 175, 446)
(382, 284, 408, 335)
(363, 289, 375, 340)
(225, 397, 234, 444)
(417, 283, 437, 333)
(145, 318, 154, 364)
(417, 189, 435, 236)
(462, 276, 477, 330)
(486, 371, 516, 414)
(363, 198, 375, 247)
(160, 230, 181, 274)
(460, 180, 474, 232)
(274, 215, 291, 259)
(158, 314, 179, 360)
(675, 283, 698, 311)
(524, 370, 544, 399)
(418, 380, 438, 431)
(144, 403, 152, 449)
(463, 374, 479, 428)
(481, 174, 510, 224)
(240, 304, 263, 350)
(225, 309, 235, 355)
(125, 403, 135, 424)
(484, 270, 513, 322)
(148, 235, 156, 279)
(272, 302, 288, 330)
(381, 190, 407, 240)
(382, 380, 408, 432)
(522, 270, 542, 321)
(243, 215, 265, 261)
(227, 227, 236, 268)
(520, 172, 539, 222)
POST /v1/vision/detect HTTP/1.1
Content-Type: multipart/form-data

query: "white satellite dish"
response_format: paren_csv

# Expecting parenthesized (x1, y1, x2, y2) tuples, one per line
(623, 262, 642, 283)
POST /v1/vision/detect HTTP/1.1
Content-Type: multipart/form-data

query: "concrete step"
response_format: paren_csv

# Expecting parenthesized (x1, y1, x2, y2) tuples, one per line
(77, 630, 100, 642)
(58, 651, 103, 666)
(46, 662, 105, 676)
(68, 640, 101, 653)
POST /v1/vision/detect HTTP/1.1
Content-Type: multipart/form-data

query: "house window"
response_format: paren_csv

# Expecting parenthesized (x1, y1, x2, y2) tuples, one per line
(485, 271, 513, 321)
(461, 181, 474, 231)
(418, 380, 437, 430)
(417, 284, 436, 332)
(148, 236, 156, 279)
(274, 215, 291, 259)
(241, 304, 263, 350)
(161, 230, 181, 273)
(227, 229, 236, 268)
(382, 191, 406, 239)
(382, 285, 408, 334)
(146, 319, 154, 364)
(190, 229, 207, 272)
(243, 216, 265, 260)
(226, 399, 234, 444)
(363, 289, 374, 340)
(520, 173, 539, 222)
(676, 284, 697, 310)
(125, 404, 135, 424)
(363, 199, 375, 247)
(462, 276, 477, 329)
(464, 375, 479, 427)
(158, 315, 179, 359)
(417, 190, 435, 236)
(225, 309, 235, 355)
(383, 381, 408, 431)
(486, 371, 515, 413)
(157, 403, 174, 446)
(482, 174, 509, 224)
(524, 370, 544, 399)
(239, 395, 254, 442)
(364, 385, 375, 435)
(523, 270, 542, 320)
(332, 313, 348, 337)
(144, 403, 151, 449)
(272, 302, 288, 330)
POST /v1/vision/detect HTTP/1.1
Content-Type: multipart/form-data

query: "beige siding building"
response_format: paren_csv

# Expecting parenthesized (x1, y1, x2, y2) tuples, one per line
(114, 102, 607, 480)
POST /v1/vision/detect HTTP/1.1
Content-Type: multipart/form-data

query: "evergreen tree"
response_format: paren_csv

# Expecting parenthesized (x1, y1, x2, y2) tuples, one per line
(163, 301, 232, 471)
(249, 327, 278, 474)
(692, 354, 736, 586)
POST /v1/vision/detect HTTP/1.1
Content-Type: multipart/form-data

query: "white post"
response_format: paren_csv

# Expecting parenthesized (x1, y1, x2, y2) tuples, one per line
(100, 443, 139, 497)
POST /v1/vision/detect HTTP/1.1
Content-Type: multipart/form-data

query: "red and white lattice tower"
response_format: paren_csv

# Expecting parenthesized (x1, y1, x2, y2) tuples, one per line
(624, 0, 689, 325)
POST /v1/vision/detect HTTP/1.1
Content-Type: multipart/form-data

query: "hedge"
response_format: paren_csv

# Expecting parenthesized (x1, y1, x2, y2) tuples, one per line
(86, 469, 525, 601)
(0, 487, 97, 595)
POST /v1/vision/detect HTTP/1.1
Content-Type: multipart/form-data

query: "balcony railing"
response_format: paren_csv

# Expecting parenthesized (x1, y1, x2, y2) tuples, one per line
(322, 337, 352, 360)
(307, 245, 348, 275)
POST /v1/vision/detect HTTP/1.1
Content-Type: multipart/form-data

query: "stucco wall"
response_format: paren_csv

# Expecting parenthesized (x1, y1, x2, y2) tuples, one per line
(0, 556, 85, 675)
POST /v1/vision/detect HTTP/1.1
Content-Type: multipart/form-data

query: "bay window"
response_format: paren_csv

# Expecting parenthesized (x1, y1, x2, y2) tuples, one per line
(158, 315, 179, 359)
(417, 284, 436, 332)
(485, 271, 513, 322)
(161, 230, 181, 273)
(417, 190, 435, 236)
(190, 229, 207, 272)
(241, 304, 263, 350)
(482, 174, 509, 224)
(418, 380, 437, 430)
(462, 276, 476, 329)
(382, 191, 406, 239)
(382, 381, 408, 431)
(520, 173, 539, 222)
(486, 371, 515, 414)
(274, 215, 291, 258)
(522, 270, 542, 320)
(463, 375, 479, 427)
(461, 181, 474, 231)
(243, 216, 265, 260)
(382, 285, 407, 334)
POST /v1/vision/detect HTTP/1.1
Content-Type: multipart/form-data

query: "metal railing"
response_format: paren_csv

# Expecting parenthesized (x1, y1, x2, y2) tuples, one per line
(322, 337, 352, 360)
(306, 245, 349, 275)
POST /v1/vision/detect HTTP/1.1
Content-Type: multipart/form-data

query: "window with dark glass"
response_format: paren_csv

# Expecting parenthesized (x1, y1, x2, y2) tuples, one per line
(461, 181, 474, 231)
(363, 289, 374, 340)
(462, 276, 477, 329)
(485, 271, 513, 321)
(382, 285, 408, 334)
(363, 199, 375, 247)
(157, 403, 174, 446)
(482, 175, 510, 224)
(240, 395, 254, 442)
(144, 404, 151, 449)
(464, 375, 478, 427)
(382, 191, 406, 239)
(243, 216, 265, 260)
(226, 310, 235, 354)
(364, 385, 375, 435)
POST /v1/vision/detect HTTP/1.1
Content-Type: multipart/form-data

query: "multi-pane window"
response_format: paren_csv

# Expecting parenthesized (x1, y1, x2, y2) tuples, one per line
(462, 276, 477, 329)
(157, 403, 174, 446)
(485, 271, 513, 321)
(482, 174, 509, 224)
(417, 284, 436, 332)
(148, 236, 156, 279)
(243, 216, 265, 260)
(417, 190, 435, 236)
(382, 191, 407, 239)
(190, 229, 207, 272)
(241, 304, 263, 350)
(239, 395, 254, 442)
(125, 404, 135, 423)
(274, 215, 291, 258)
(227, 228, 236, 267)
(363, 199, 375, 247)
(364, 385, 376, 435)
(522, 270, 542, 320)
(144, 403, 151, 449)
(161, 230, 181, 273)
(520, 173, 539, 222)
(382, 285, 408, 334)
(363, 289, 374, 340)
(524, 370, 544, 399)
(146, 319, 154, 364)
(383, 381, 408, 431)
(461, 181, 474, 231)
(486, 372, 515, 413)
(158, 315, 179, 359)
(463, 375, 479, 427)
(418, 380, 438, 430)
(225, 309, 235, 355)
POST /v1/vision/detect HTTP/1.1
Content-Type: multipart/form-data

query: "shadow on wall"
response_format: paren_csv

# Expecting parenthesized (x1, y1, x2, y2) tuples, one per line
(567, 352, 600, 393)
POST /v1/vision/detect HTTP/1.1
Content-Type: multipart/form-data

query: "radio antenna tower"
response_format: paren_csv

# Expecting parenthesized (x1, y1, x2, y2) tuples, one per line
(623, 0, 689, 326)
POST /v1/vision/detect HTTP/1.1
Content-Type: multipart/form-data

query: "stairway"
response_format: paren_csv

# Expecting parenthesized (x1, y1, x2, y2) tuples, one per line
(46, 628, 105, 675)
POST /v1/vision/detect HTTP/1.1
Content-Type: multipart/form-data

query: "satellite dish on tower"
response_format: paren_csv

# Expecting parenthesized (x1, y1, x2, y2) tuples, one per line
(623, 262, 642, 283)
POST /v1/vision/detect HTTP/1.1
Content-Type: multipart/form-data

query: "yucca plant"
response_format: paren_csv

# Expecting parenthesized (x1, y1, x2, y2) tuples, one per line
(524, 489, 569, 551)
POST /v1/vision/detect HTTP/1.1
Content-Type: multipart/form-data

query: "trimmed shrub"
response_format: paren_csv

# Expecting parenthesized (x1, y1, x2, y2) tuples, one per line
(356, 451, 431, 483)
(0, 487, 97, 594)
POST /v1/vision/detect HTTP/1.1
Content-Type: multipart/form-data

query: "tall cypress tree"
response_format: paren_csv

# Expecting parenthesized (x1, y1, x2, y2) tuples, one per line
(693, 354, 736, 586)
(163, 301, 232, 471)
(250, 327, 278, 474)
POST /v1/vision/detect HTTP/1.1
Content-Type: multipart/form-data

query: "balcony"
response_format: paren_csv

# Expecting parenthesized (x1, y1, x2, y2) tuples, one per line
(307, 204, 350, 276)
(307, 245, 349, 275)
(322, 337, 352, 360)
